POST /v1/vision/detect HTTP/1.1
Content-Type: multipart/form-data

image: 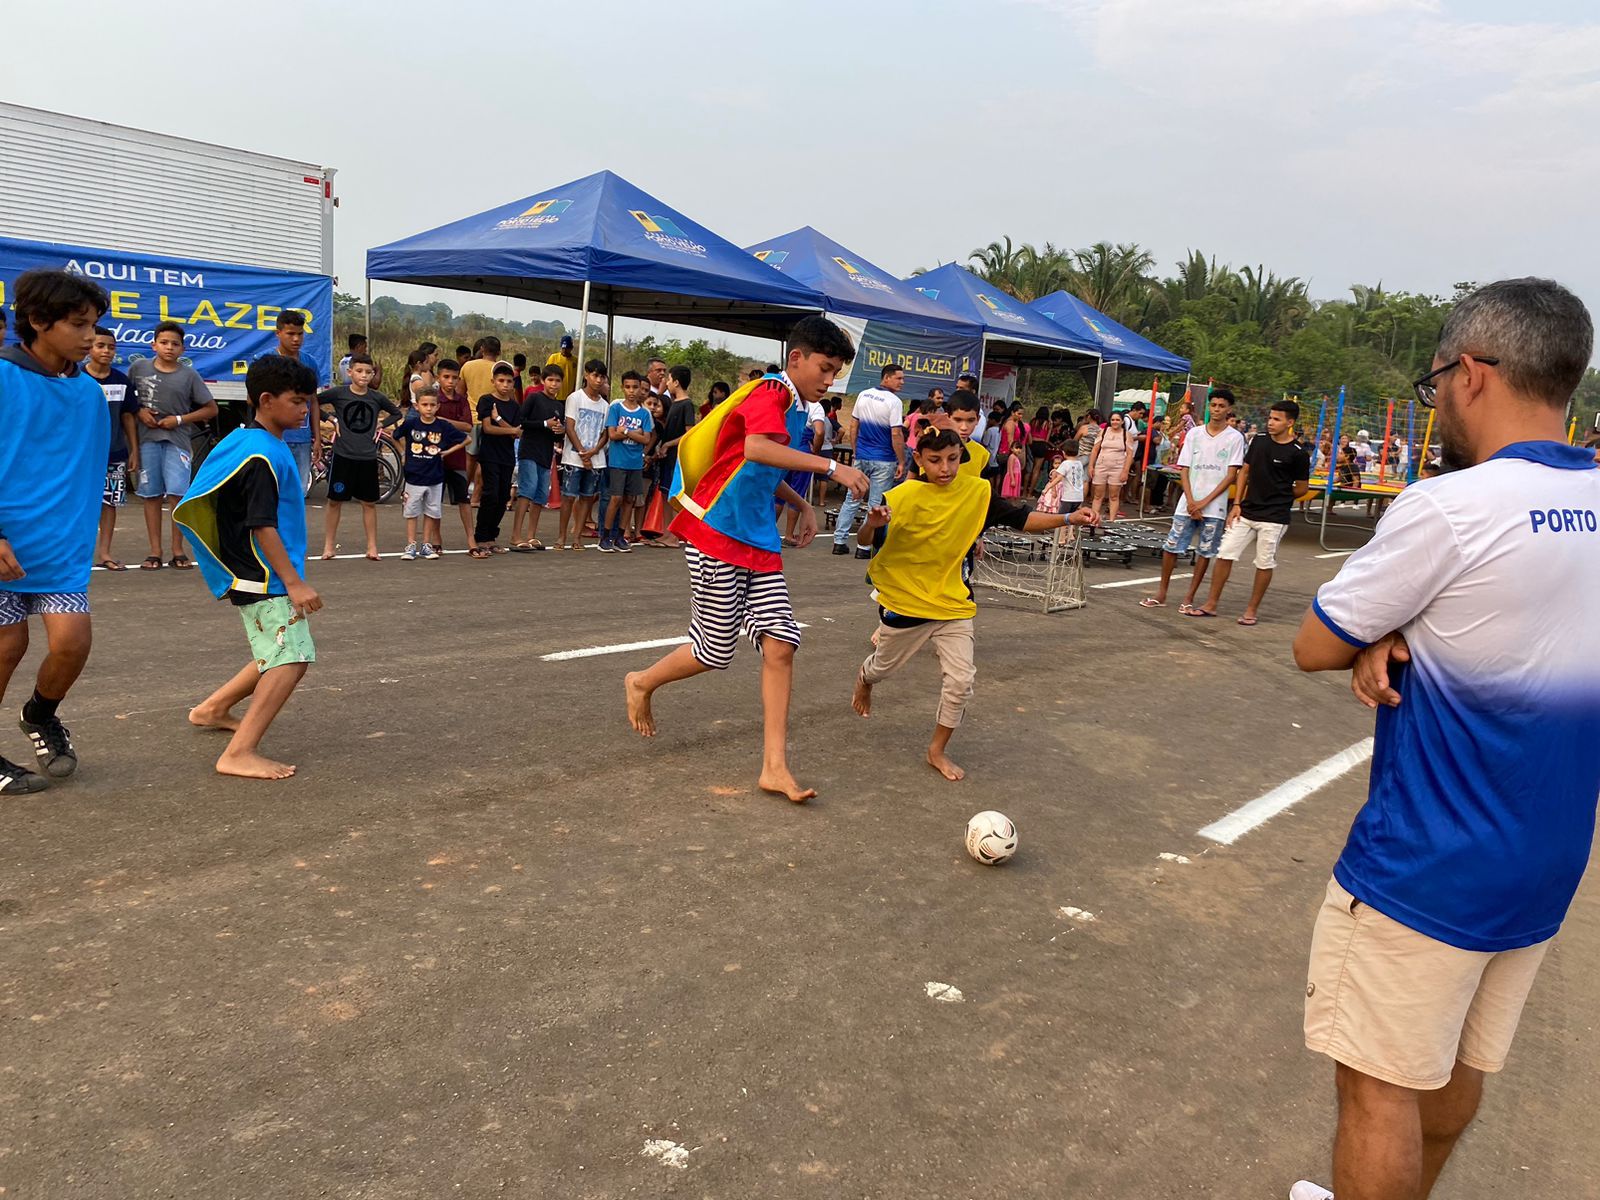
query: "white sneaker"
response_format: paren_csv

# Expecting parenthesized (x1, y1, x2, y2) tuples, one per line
(401, 542, 418, 561)
(1290, 1183, 1333, 1200)
(420, 543, 439, 560)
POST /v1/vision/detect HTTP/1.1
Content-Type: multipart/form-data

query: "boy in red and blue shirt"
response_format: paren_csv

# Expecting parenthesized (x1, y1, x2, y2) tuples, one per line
(624, 317, 868, 803)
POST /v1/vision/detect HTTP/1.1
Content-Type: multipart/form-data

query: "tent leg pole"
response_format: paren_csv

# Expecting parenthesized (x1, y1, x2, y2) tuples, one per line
(364, 279, 371, 341)
(574, 281, 592, 385)
(605, 306, 615, 381)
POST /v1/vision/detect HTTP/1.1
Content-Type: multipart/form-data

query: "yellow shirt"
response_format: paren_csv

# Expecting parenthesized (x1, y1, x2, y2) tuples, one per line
(960, 438, 990, 479)
(459, 359, 497, 418)
(545, 351, 577, 402)
(868, 474, 993, 621)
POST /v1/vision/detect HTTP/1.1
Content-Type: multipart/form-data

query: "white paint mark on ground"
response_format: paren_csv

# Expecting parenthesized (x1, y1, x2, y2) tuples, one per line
(1315, 550, 1356, 559)
(1158, 853, 1191, 864)
(1091, 572, 1191, 591)
(542, 624, 809, 662)
(641, 1139, 690, 1169)
(1058, 906, 1097, 923)
(1198, 738, 1375, 845)
(924, 981, 964, 1003)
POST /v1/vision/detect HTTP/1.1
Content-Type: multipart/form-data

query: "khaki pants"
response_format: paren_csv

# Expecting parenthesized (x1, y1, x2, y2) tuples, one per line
(860, 618, 976, 728)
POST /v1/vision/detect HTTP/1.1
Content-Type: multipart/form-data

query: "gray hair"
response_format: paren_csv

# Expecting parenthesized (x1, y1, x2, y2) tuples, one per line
(1437, 278, 1592, 405)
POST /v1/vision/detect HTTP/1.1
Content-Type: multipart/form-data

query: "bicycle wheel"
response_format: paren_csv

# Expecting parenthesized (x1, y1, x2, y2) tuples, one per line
(378, 444, 404, 504)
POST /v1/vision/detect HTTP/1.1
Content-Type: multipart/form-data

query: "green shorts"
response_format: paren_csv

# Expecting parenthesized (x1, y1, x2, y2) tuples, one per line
(240, 594, 316, 673)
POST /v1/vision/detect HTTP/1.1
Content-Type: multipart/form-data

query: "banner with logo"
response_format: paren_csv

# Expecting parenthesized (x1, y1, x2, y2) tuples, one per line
(0, 236, 333, 386)
(979, 363, 1018, 409)
(827, 315, 982, 399)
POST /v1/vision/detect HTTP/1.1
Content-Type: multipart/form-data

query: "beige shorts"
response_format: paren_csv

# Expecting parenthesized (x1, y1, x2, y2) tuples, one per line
(1217, 516, 1287, 569)
(1304, 877, 1548, 1089)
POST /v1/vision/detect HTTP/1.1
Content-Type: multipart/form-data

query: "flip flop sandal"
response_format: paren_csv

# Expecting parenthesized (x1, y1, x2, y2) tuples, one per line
(138, 556, 164, 570)
(169, 556, 195, 570)
(1178, 603, 1195, 614)
(509, 543, 534, 552)
(489, 544, 510, 554)
(1137, 598, 1166, 608)
(1182, 608, 1215, 618)
(468, 546, 492, 559)
(529, 540, 546, 551)
(97, 559, 127, 572)
(1237, 616, 1259, 626)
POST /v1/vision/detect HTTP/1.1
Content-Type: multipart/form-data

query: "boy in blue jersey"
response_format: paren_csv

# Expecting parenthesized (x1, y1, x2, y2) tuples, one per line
(1290, 279, 1598, 1200)
(831, 363, 907, 556)
(625, 317, 869, 803)
(601, 370, 654, 552)
(176, 355, 323, 781)
(0, 270, 111, 793)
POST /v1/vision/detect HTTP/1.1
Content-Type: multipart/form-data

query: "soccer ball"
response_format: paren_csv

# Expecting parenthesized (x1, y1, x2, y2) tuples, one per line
(965, 811, 1017, 865)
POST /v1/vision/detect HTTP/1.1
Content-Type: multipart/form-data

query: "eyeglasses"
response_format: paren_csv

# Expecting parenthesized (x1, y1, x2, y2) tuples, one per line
(1412, 354, 1499, 408)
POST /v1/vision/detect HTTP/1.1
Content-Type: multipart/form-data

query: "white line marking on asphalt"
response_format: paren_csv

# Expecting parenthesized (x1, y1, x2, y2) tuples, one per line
(1198, 738, 1374, 845)
(542, 625, 811, 662)
(1315, 551, 1355, 559)
(1092, 572, 1191, 590)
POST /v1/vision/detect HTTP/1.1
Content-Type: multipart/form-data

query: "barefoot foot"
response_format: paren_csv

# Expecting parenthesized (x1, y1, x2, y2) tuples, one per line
(216, 750, 296, 780)
(625, 672, 656, 737)
(759, 768, 817, 804)
(851, 672, 873, 717)
(927, 750, 965, 781)
(188, 703, 241, 733)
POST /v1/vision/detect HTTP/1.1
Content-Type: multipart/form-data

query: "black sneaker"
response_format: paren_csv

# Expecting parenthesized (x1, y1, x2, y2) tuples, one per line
(597, 537, 616, 554)
(0, 753, 48, 793)
(854, 547, 872, 560)
(615, 537, 633, 554)
(831, 543, 850, 555)
(20, 713, 77, 779)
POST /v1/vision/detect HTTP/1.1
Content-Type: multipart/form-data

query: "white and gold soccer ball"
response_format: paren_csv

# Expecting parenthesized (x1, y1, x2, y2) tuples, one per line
(965, 811, 1017, 865)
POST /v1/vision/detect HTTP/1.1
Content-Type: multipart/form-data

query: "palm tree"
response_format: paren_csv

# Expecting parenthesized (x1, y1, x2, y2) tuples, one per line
(1070, 241, 1157, 324)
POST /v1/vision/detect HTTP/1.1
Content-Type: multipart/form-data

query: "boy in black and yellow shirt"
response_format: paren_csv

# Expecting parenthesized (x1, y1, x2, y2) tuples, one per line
(850, 424, 1099, 781)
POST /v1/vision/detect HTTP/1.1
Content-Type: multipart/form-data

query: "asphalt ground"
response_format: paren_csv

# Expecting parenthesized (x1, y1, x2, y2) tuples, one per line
(3, 501, 1597, 1199)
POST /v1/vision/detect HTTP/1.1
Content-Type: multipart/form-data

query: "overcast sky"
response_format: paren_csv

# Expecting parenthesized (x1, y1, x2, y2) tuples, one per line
(5, 0, 1596, 356)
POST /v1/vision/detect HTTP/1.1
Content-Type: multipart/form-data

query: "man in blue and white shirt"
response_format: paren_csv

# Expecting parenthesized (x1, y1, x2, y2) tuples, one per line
(832, 363, 907, 558)
(1289, 278, 1599, 1200)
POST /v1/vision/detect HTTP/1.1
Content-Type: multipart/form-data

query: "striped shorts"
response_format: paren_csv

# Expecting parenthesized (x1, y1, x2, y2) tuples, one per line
(685, 545, 802, 670)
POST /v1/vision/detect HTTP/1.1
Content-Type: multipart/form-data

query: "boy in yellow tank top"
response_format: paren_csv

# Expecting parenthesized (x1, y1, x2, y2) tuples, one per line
(850, 425, 1099, 781)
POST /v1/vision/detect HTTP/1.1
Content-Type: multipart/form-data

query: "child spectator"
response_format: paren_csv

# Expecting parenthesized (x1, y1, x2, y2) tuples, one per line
(1140, 389, 1245, 612)
(1038, 438, 1085, 513)
(1335, 444, 1362, 489)
(130, 321, 218, 570)
(473, 362, 522, 555)
(557, 361, 610, 551)
(601, 370, 654, 553)
(1189, 398, 1311, 625)
(850, 426, 1100, 781)
(85, 326, 140, 571)
(945, 390, 990, 479)
(0, 269, 111, 793)
(511, 364, 565, 550)
(175, 355, 322, 780)
(431, 359, 477, 554)
(396, 386, 466, 560)
(654, 365, 698, 547)
(317, 354, 401, 561)
(624, 316, 869, 803)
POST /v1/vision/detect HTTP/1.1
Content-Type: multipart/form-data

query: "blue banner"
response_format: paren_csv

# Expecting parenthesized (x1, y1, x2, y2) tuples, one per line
(0, 236, 333, 387)
(840, 318, 983, 401)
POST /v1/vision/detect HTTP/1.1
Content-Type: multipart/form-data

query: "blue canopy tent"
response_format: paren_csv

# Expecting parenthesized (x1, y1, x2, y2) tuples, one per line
(901, 264, 1101, 369)
(364, 170, 826, 369)
(744, 227, 985, 395)
(1028, 290, 1189, 374)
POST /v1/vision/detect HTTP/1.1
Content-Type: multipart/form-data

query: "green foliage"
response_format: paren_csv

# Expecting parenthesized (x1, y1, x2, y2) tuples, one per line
(936, 238, 1472, 413)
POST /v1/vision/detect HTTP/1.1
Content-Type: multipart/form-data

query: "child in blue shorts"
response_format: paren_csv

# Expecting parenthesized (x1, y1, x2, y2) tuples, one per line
(1139, 388, 1246, 613)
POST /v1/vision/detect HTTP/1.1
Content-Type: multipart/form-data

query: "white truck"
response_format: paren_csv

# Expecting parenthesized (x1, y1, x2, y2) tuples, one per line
(0, 100, 336, 278)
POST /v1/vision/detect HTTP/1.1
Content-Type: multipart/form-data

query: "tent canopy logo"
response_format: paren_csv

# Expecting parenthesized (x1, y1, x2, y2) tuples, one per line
(630, 209, 707, 258)
(915, 287, 940, 301)
(833, 256, 892, 293)
(1081, 314, 1126, 346)
(495, 198, 571, 230)
(753, 249, 789, 265)
(977, 292, 1026, 323)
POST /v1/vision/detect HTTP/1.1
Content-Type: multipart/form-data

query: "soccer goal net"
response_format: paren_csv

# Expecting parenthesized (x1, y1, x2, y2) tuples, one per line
(971, 527, 1086, 613)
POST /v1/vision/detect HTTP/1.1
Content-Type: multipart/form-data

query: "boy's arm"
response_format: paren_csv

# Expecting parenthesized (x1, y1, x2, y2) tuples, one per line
(121, 413, 141, 471)
(251, 526, 321, 615)
(742, 433, 869, 498)
(855, 503, 890, 549)
(1200, 464, 1242, 509)
(1023, 507, 1101, 533)
(1227, 464, 1252, 525)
